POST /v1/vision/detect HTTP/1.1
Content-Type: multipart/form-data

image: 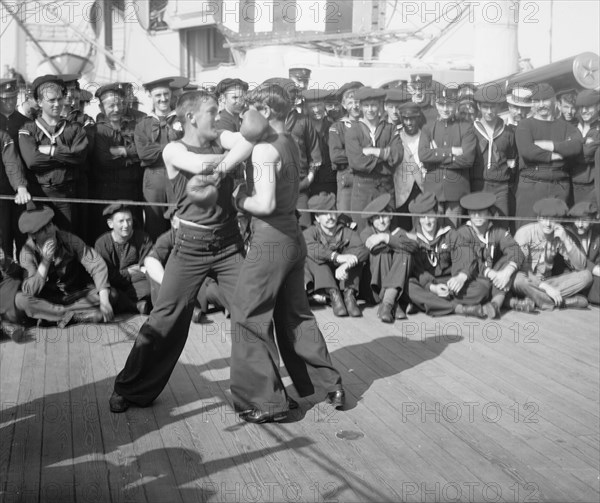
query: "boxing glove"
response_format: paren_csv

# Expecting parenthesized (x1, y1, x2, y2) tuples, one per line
(240, 109, 270, 142)
(186, 173, 220, 209)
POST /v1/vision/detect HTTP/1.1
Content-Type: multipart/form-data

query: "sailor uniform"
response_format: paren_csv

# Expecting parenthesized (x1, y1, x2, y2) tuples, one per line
(18, 117, 89, 230)
(0, 130, 28, 258)
(134, 111, 183, 240)
(408, 225, 491, 316)
(328, 116, 355, 212)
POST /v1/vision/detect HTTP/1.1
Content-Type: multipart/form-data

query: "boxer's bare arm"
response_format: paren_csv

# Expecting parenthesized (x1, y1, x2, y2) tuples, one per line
(215, 131, 254, 176)
(163, 142, 225, 178)
(236, 143, 279, 216)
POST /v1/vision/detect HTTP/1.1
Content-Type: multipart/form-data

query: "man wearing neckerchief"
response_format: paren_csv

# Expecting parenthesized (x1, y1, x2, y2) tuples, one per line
(407, 192, 491, 318)
(455, 192, 530, 318)
(18, 75, 89, 232)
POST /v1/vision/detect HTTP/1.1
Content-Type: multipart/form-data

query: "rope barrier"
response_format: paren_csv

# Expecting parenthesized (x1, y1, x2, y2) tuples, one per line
(0, 194, 174, 208)
(1, 194, 599, 225)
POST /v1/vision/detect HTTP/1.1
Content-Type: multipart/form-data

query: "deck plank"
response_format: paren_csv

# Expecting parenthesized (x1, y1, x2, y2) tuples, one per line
(0, 306, 598, 503)
(69, 324, 112, 503)
(3, 329, 48, 502)
(0, 337, 27, 496)
(87, 320, 148, 503)
(323, 311, 569, 500)
(108, 317, 184, 503)
(39, 328, 76, 503)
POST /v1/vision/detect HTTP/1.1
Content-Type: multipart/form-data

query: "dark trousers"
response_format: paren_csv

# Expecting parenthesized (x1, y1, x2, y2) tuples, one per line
(297, 189, 311, 229)
(147, 274, 224, 312)
(143, 167, 169, 241)
(304, 259, 362, 293)
(310, 164, 337, 196)
(114, 224, 243, 406)
(1, 276, 23, 323)
(230, 219, 342, 414)
(0, 199, 25, 260)
(336, 169, 354, 213)
(516, 177, 570, 229)
(14, 284, 104, 323)
(481, 180, 513, 217)
(437, 201, 463, 228)
(584, 275, 600, 305)
(408, 276, 491, 316)
(113, 271, 152, 313)
(368, 250, 412, 303)
(480, 180, 514, 233)
(395, 183, 422, 231)
(30, 181, 75, 231)
(74, 173, 90, 244)
(351, 174, 395, 231)
(572, 182, 596, 205)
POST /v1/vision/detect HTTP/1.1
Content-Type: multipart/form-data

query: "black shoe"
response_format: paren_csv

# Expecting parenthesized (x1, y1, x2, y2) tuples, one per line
(287, 397, 299, 410)
(405, 302, 418, 315)
(72, 309, 103, 324)
(240, 408, 288, 424)
(328, 288, 348, 317)
(379, 302, 394, 323)
(343, 289, 362, 317)
(1, 321, 25, 342)
(109, 391, 130, 413)
(191, 307, 208, 323)
(136, 300, 151, 315)
(562, 295, 589, 309)
(326, 389, 345, 410)
(460, 305, 486, 319)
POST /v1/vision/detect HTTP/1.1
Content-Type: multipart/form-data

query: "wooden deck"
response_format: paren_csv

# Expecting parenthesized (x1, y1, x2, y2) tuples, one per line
(1, 304, 599, 503)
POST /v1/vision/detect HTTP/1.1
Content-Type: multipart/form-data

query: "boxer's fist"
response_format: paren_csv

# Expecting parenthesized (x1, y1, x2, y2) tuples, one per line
(240, 109, 270, 143)
(186, 173, 220, 209)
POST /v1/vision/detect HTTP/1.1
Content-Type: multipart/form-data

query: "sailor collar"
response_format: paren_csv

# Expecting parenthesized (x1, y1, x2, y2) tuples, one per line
(148, 110, 177, 121)
(416, 225, 452, 245)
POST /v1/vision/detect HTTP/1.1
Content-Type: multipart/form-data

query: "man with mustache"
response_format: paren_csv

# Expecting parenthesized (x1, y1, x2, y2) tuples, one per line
(515, 83, 582, 225)
(91, 83, 144, 241)
(304, 192, 368, 317)
(408, 73, 437, 126)
(134, 77, 186, 240)
(505, 86, 533, 131)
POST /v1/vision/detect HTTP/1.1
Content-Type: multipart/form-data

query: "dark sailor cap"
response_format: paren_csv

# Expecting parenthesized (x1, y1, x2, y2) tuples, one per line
(460, 192, 497, 211)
